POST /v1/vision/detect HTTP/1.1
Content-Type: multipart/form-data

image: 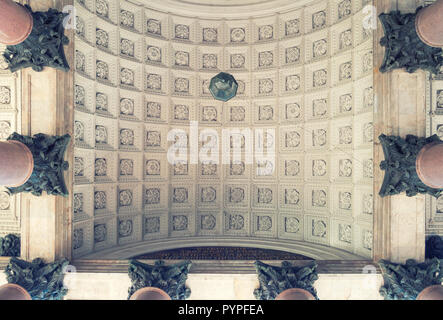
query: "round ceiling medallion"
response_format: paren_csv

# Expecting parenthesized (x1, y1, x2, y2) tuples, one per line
(209, 72, 238, 102)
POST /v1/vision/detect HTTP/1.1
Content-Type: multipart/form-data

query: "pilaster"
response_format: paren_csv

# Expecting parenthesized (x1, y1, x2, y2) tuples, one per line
(19, 0, 73, 262)
(374, 0, 427, 263)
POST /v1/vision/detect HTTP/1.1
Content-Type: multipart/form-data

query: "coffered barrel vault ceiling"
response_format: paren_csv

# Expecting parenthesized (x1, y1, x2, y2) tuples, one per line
(73, 0, 374, 259)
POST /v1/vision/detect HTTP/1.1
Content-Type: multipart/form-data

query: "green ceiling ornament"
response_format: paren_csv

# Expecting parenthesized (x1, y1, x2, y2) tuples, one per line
(379, 8, 443, 74)
(4, 257, 69, 300)
(209, 72, 238, 102)
(379, 134, 443, 198)
(378, 258, 443, 300)
(127, 260, 192, 300)
(2, 5, 70, 73)
(0, 234, 20, 257)
(426, 236, 443, 259)
(7, 132, 70, 197)
(253, 261, 319, 300)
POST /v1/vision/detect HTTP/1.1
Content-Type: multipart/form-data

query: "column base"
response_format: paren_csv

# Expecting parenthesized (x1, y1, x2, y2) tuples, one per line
(417, 285, 443, 300)
(275, 288, 316, 300)
(0, 283, 32, 300)
(416, 142, 443, 189)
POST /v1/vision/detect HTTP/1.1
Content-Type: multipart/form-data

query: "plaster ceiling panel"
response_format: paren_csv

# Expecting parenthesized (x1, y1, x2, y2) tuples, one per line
(72, 0, 375, 260)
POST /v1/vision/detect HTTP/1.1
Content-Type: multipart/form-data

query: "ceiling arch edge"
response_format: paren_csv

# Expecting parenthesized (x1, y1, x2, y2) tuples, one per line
(79, 237, 367, 260)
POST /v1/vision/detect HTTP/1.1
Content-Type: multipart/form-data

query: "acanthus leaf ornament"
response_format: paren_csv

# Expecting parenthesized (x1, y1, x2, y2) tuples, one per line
(5, 257, 69, 300)
(6, 132, 70, 197)
(2, 5, 70, 72)
(379, 258, 443, 300)
(379, 134, 443, 198)
(0, 234, 20, 257)
(127, 260, 192, 300)
(254, 261, 319, 300)
(379, 8, 443, 74)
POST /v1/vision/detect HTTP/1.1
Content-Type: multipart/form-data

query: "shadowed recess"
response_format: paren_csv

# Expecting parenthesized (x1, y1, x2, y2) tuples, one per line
(132, 246, 312, 260)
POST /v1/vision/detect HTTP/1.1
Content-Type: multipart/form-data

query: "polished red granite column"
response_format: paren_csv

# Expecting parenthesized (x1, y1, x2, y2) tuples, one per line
(0, 0, 33, 45)
(129, 287, 172, 300)
(0, 140, 34, 187)
(416, 0, 443, 47)
(416, 142, 443, 189)
(417, 285, 443, 300)
(275, 288, 316, 300)
(0, 284, 31, 300)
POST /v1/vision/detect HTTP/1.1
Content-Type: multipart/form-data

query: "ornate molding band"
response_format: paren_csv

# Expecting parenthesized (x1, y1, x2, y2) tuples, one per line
(379, 134, 443, 198)
(253, 260, 319, 300)
(379, 9, 443, 74)
(4, 257, 69, 300)
(6, 132, 70, 197)
(0, 234, 20, 257)
(127, 259, 192, 300)
(2, 5, 70, 72)
(378, 258, 443, 300)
